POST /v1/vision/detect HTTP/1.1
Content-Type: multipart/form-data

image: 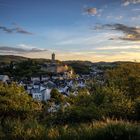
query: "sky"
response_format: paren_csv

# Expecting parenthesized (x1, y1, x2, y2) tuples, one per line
(0, 0, 140, 62)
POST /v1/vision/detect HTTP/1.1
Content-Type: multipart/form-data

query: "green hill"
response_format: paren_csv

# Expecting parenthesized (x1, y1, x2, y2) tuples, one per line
(0, 55, 28, 63)
(0, 55, 62, 64)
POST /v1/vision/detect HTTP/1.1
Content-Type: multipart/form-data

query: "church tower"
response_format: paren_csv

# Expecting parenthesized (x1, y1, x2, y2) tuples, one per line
(52, 53, 55, 63)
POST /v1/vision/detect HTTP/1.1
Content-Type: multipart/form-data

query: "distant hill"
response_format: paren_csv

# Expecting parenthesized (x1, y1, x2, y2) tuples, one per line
(0, 55, 61, 64)
(0, 55, 28, 63)
(64, 60, 93, 66)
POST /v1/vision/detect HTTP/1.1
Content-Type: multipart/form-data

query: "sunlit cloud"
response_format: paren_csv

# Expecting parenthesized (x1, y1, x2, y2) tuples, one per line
(22, 50, 140, 62)
(94, 23, 140, 41)
(95, 45, 140, 50)
(85, 7, 97, 15)
(123, 0, 140, 6)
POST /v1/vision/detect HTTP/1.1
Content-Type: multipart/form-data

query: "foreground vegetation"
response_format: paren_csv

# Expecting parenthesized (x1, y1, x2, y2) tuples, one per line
(0, 62, 140, 139)
(1, 119, 139, 140)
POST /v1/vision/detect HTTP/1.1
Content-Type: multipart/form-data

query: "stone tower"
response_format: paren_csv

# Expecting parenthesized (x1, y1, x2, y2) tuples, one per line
(52, 53, 55, 62)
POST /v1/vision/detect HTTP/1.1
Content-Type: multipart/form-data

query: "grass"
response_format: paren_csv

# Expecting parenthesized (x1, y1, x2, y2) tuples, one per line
(0, 119, 140, 140)
(45, 119, 140, 140)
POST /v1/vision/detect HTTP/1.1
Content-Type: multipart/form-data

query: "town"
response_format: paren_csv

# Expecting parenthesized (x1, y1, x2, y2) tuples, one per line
(0, 54, 114, 103)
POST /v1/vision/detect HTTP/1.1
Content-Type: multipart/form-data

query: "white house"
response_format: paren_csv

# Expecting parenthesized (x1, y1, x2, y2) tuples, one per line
(43, 88, 51, 100)
(28, 85, 51, 101)
(31, 77, 40, 82)
(41, 76, 50, 81)
(0, 75, 9, 82)
(31, 88, 44, 101)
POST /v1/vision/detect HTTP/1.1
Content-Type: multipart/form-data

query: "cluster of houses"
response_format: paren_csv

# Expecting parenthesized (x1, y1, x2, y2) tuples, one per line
(0, 74, 89, 113)
(23, 76, 87, 101)
(0, 74, 87, 101)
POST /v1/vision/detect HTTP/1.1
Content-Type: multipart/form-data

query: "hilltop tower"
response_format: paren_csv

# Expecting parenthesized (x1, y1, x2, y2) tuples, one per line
(52, 52, 55, 63)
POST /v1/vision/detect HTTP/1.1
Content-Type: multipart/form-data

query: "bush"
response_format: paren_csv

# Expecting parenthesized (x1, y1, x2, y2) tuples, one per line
(0, 83, 42, 127)
(105, 63, 140, 98)
(92, 86, 135, 120)
(0, 83, 43, 139)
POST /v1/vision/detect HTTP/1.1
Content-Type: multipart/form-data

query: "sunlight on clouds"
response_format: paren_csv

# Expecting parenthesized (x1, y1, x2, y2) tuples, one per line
(22, 50, 140, 62)
(85, 7, 97, 15)
(56, 32, 121, 46)
(96, 45, 140, 50)
(123, 0, 140, 6)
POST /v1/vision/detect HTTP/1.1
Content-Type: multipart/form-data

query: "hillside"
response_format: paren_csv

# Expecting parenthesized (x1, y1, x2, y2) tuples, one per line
(0, 55, 60, 64)
(0, 55, 28, 63)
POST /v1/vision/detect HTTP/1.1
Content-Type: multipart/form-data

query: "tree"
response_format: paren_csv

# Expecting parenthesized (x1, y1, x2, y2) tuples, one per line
(50, 88, 64, 104)
(96, 86, 135, 119)
(105, 63, 140, 98)
(0, 82, 42, 123)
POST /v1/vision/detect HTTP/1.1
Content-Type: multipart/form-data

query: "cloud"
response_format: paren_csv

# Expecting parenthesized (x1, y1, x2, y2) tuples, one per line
(0, 26, 13, 33)
(94, 23, 140, 41)
(0, 46, 47, 55)
(0, 24, 33, 35)
(17, 44, 48, 52)
(85, 7, 97, 15)
(0, 46, 27, 53)
(15, 27, 33, 35)
(107, 15, 123, 20)
(123, 0, 140, 6)
(17, 44, 38, 49)
(96, 45, 140, 50)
